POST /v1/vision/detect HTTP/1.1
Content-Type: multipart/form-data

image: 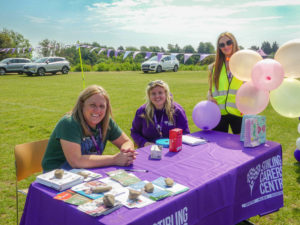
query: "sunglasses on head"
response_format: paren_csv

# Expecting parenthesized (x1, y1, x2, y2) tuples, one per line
(218, 40, 233, 48)
(148, 80, 164, 86)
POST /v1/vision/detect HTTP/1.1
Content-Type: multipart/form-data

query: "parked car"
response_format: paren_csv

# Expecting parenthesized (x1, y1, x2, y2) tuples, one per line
(141, 55, 179, 73)
(0, 58, 31, 75)
(23, 57, 70, 76)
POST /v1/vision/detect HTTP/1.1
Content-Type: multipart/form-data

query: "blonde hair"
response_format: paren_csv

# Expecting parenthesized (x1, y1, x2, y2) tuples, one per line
(144, 80, 175, 126)
(72, 85, 112, 140)
(209, 32, 239, 90)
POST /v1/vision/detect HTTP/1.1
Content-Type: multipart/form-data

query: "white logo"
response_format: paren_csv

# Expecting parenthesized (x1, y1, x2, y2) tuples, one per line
(247, 164, 261, 196)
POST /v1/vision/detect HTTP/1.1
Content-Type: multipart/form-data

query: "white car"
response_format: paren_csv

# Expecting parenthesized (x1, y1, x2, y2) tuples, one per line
(23, 57, 70, 76)
(141, 55, 179, 73)
(0, 58, 31, 75)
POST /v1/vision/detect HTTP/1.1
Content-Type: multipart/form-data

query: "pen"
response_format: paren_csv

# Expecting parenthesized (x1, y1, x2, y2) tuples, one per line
(125, 169, 148, 173)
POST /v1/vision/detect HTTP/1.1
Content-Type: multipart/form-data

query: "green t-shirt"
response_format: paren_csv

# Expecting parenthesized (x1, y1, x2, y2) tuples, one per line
(42, 115, 122, 172)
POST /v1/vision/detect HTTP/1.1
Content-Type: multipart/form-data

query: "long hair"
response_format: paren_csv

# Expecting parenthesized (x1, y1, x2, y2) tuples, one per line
(144, 80, 175, 126)
(209, 32, 239, 90)
(71, 85, 112, 141)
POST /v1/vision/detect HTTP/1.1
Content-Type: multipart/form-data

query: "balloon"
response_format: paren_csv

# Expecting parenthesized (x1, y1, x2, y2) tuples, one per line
(236, 82, 269, 115)
(251, 59, 284, 91)
(229, 50, 263, 81)
(192, 100, 221, 130)
(298, 122, 300, 134)
(294, 149, 300, 162)
(296, 137, 300, 149)
(270, 78, 300, 118)
(274, 39, 300, 78)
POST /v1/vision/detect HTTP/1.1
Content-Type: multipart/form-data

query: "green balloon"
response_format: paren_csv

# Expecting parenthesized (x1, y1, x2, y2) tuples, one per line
(270, 78, 300, 118)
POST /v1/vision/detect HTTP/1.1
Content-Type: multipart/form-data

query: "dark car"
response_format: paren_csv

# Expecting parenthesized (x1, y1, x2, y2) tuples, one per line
(0, 58, 31, 75)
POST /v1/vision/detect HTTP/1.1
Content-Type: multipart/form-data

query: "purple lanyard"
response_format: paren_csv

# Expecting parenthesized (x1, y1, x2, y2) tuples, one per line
(154, 110, 164, 137)
(90, 125, 102, 155)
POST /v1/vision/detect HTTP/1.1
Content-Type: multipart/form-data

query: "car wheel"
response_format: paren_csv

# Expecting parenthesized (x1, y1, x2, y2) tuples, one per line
(156, 66, 162, 73)
(173, 65, 178, 72)
(52, 72, 57, 75)
(18, 71, 23, 75)
(0, 68, 5, 75)
(37, 68, 45, 76)
(62, 66, 69, 74)
(26, 72, 32, 76)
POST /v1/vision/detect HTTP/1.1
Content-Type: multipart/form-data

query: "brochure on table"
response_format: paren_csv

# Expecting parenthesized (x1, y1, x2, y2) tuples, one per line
(69, 169, 102, 182)
(128, 180, 172, 201)
(77, 198, 123, 217)
(106, 169, 141, 186)
(182, 135, 207, 146)
(54, 189, 91, 205)
(152, 177, 189, 196)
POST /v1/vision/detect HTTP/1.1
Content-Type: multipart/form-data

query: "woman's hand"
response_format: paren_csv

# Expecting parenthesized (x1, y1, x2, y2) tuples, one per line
(113, 152, 135, 166)
(208, 95, 218, 105)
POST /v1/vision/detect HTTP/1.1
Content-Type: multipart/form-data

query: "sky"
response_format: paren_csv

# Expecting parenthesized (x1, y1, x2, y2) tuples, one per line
(1, 0, 300, 50)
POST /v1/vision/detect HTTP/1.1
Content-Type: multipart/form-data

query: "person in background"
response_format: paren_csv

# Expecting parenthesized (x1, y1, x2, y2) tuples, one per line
(42, 85, 137, 172)
(131, 80, 190, 148)
(207, 32, 243, 134)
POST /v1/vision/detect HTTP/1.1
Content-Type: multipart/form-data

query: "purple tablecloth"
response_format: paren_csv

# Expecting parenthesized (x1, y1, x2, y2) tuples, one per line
(20, 131, 283, 225)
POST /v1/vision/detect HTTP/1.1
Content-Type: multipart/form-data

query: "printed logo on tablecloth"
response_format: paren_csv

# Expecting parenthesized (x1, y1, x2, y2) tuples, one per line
(247, 164, 261, 196)
(243, 154, 283, 208)
(153, 206, 188, 225)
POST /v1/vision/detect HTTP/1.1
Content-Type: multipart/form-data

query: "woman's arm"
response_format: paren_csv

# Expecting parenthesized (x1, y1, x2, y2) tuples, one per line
(130, 110, 149, 147)
(61, 139, 134, 168)
(207, 65, 218, 104)
(174, 103, 190, 134)
(112, 132, 137, 162)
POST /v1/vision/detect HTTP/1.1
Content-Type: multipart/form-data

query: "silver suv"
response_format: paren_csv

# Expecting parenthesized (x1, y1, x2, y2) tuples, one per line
(0, 58, 31, 75)
(141, 55, 179, 73)
(23, 57, 70, 76)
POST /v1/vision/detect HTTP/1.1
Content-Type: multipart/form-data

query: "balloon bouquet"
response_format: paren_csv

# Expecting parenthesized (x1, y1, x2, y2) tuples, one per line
(192, 39, 300, 161)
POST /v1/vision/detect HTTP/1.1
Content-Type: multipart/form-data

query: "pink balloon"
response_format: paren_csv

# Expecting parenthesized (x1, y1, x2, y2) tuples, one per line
(192, 100, 221, 130)
(236, 82, 269, 115)
(251, 59, 284, 91)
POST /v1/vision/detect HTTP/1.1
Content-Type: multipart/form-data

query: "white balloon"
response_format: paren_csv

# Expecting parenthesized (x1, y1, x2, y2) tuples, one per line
(270, 78, 300, 118)
(296, 137, 300, 149)
(274, 39, 300, 78)
(298, 123, 300, 134)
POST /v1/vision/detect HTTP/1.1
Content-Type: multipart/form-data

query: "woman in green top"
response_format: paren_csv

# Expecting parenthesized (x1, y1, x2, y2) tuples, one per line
(42, 85, 137, 172)
(207, 32, 243, 134)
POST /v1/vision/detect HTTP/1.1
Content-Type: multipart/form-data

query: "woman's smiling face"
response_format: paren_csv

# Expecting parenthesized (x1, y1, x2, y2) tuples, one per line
(83, 93, 107, 129)
(219, 36, 233, 57)
(149, 86, 167, 110)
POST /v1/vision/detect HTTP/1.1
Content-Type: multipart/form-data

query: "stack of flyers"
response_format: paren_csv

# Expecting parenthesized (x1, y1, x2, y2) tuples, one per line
(36, 169, 84, 191)
(128, 180, 171, 201)
(69, 169, 102, 182)
(106, 169, 141, 187)
(77, 198, 123, 217)
(152, 177, 189, 196)
(54, 189, 91, 205)
(72, 180, 109, 200)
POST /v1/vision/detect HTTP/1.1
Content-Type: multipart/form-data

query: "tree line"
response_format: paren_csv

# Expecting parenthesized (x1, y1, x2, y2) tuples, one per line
(1, 28, 280, 70)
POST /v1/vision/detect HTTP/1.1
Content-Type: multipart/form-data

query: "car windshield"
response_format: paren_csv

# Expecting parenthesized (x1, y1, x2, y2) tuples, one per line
(148, 56, 158, 61)
(35, 58, 48, 63)
(0, 58, 11, 63)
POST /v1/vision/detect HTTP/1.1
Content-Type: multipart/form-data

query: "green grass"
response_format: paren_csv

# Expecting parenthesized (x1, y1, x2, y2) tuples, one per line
(0, 71, 299, 225)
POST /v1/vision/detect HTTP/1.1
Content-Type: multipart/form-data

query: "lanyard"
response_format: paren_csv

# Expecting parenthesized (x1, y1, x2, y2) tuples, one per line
(154, 110, 164, 137)
(90, 125, 103, 155)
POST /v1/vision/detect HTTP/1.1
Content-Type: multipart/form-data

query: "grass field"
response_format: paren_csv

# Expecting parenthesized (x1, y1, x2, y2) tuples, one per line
(0, 71, 299, 225)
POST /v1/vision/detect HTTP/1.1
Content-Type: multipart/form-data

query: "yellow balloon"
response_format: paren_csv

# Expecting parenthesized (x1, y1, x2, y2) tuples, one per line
(229, 50, 263, 81)
(270, 78, 300, 118)
(274, 39, 300, 78)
